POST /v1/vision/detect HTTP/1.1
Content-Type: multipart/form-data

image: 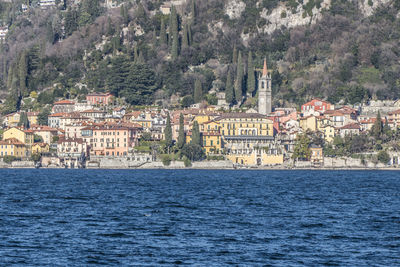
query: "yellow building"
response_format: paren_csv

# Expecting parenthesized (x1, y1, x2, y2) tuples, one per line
(216, 113, 274, 137)
(299, 115, 317, 132)
(3, 112, 39, 127)
(310, 145, 323, 166)
(186, 131, 222, 155)
(319, 124, 336, 143)
(3, 112, 20, 127)
(3, 127, 34, 149)
(0, 138, 27, 158)
(27, 112, 39, 125)
(217, 113, 282, 166)
(32, 143, 50, 154)
(199, 120, 221, 133)
(193, 114, 220, 125)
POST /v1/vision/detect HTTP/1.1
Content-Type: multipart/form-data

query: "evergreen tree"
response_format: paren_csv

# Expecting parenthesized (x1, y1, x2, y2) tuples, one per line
(171, 35, 179, 60)
(38, 108, 50, 126)
(152, 30, 157, 46)
(160, 18, 167, 45)
(64, 8, 78, 36)
(372, 111, 383, 138)
(177, 113, 185, 149)
(164, 113, 173, 153)
(106, 17, 115, 36)
(170, 6, 179, 59)
(120, 4, 129, 25)
(232, 45, 237, 64)
(225, 69, 234, 105)
(247, 51, 255, 96)
(234, 51, 243, 104)
(133, 45, 139, 63)
(19, 112, 30, 129)
(188, 23, 192, 45)
(194, 79, 202, 103)
(292, 133, 311, 161)
(192, 121, 201, 146)
(383, 117, 391, 136)
(191, 0, 196, 19)
(6, 64, 13, 89)
(18, 50, 28, 96)
(182, 23, 189, 48)
(122, 62, 157, 105)
(106, 56, 131, 96)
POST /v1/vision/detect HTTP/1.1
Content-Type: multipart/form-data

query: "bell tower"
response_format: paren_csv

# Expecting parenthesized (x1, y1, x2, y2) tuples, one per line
(258, 58, 272, 115)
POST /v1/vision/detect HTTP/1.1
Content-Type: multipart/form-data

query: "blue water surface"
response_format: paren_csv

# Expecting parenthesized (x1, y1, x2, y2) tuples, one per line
(0, 169, 400, 266)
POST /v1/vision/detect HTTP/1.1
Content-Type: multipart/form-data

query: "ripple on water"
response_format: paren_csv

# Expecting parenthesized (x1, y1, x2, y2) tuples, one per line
(0, 169, 400, 265)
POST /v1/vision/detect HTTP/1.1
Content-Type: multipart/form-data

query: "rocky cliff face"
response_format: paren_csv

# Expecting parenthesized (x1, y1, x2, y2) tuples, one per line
(357, 0, 392, 16)
(224, 0, 395, 35)
(260, 0, 331, 34)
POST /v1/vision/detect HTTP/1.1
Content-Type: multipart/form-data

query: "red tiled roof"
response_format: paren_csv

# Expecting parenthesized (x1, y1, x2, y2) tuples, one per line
(388, 109, 400, 115)
(0, 138, 25, 146)
(58, 137, 84, 144)
(49, 112, 67, 117)
(339, 123, 361, 130)
(87, 92, 112, 97)
(30, 125, 59, 132)
(53, 100, 75, 105)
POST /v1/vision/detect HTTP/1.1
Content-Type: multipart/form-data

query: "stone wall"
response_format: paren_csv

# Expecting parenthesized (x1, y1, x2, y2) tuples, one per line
(11, 161, 35, 168)
(191, 160, 233, 169)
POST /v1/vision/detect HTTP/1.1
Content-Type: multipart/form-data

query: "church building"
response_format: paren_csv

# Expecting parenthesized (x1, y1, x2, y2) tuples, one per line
(258, 58, 272, 115)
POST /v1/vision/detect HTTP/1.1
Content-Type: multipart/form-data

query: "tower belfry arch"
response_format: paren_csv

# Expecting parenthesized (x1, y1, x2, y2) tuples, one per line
(257, 58, 272, 115)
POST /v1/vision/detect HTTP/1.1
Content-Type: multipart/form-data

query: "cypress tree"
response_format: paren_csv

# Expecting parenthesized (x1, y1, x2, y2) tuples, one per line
(7, 64, 13, 89)
(120, 4, 129, 25)
(372, 111, 383, 138)
(133, 45, 139, 63)
(194, 79, 202, 103)
(19, 112, 29, 129)
(18, 50, 28, 96)
(107, 17, 115, 36)
(170, 6, 179, 59)
(171, 35, 178, 59)
(192, 121, 201, 146)
(152, 30, 157, 46)
(234, 51, 243, 104)
(191, 0, 196, 19)
(225, 69, 234, 105)
(182, 23, 189, 48)
(165, 113, 173, 153)
(160, 18, 167, 45)
(247, 51, 255, 96)
(232, 45, 237, 64)
(188, 23, 192, 45)
(177, 113, 185, 149)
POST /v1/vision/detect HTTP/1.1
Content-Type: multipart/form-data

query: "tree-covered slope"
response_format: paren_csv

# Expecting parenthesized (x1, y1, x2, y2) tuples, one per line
(1, 0, 400, 114)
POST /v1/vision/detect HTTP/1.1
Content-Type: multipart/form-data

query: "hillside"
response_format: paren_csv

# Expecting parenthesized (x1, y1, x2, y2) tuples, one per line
(1, 0, 400, 114)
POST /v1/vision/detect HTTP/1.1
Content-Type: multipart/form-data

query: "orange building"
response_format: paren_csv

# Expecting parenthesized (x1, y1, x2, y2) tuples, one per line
(81, 123, 142, 156)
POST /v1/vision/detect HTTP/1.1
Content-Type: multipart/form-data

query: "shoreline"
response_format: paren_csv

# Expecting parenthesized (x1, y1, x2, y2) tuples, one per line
(1, 166, 400, 171)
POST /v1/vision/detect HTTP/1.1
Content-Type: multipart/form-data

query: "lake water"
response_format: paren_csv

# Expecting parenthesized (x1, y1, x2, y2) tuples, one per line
(0, 169, 400, 266)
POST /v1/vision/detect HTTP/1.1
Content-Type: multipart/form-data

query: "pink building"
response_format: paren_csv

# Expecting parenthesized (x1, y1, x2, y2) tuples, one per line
(81, 122, 142, 156)
(86, 92, 113, 106)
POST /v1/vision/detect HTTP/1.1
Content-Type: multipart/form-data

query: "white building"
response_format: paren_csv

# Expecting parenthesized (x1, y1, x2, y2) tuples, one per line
(39, 0, 56, 8)
(0, 26, 8, 41)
